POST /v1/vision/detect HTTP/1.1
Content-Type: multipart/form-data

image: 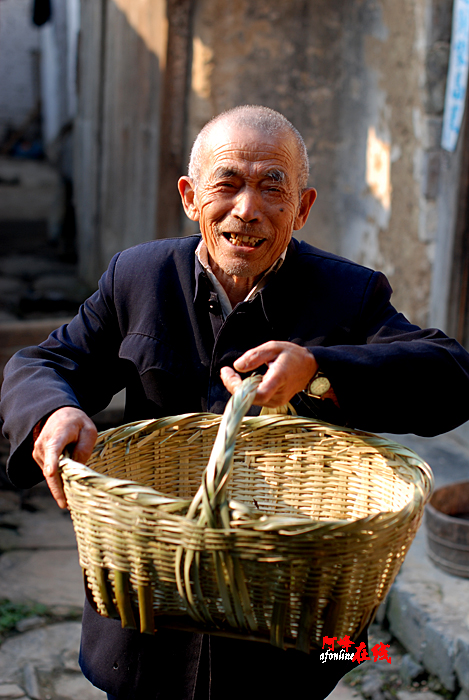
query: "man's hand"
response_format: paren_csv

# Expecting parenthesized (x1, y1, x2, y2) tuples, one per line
(32, 407, 98, 509)
(220, 341, 318, 407)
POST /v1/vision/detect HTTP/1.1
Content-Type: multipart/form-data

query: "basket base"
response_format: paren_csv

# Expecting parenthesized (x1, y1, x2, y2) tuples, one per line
(83, 569, 371, 653)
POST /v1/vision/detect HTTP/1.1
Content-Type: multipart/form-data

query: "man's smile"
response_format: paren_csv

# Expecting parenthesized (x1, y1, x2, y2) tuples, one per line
(222, 232, 266, 248)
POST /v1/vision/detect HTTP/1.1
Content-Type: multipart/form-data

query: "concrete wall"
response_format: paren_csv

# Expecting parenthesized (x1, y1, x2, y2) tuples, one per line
(184, 0, 443, 328)
(74, 0, 464, 335)
(74, 0, 167, 285)
(0, 0, 41, 143)
(428, 0, 469, 337)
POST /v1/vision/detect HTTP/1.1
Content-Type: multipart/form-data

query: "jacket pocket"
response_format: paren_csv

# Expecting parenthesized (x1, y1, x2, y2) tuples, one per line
(118, 333, 185, 378)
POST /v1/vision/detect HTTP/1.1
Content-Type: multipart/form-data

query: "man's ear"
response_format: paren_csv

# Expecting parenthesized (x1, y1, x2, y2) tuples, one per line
(293, 188, 317, 230)
(178, 177, 200, 221)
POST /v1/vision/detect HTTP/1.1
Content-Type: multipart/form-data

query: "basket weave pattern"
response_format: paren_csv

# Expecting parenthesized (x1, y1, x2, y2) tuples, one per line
(60, 378, 433, 652)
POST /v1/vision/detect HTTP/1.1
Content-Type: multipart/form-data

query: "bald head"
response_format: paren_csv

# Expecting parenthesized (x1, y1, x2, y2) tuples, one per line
(188, 105, 309, 191)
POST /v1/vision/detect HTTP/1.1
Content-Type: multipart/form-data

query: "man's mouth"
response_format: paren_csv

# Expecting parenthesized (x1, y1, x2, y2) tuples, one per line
(223, 232, 265, 248)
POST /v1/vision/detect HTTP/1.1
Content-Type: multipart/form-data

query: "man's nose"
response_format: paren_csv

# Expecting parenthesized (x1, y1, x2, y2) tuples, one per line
(231, 187, 261, 222)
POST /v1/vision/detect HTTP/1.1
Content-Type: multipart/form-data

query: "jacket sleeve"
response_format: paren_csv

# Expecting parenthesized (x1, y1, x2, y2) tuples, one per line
(0, 253, 124, 488)
(311, 270, 469, 436)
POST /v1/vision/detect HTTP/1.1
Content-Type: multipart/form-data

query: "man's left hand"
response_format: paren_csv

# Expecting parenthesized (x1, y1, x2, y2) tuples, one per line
(220, 341, 318, 407)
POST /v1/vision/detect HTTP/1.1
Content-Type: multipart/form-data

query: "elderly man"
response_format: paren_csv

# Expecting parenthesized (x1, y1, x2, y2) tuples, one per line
(2, 105, 469, 699)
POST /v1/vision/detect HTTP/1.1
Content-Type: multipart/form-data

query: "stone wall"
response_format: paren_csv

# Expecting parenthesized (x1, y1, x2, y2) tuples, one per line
(74, 0, 167, 285)
(184, 0, 452, 328)
(74, 0, 464, 333)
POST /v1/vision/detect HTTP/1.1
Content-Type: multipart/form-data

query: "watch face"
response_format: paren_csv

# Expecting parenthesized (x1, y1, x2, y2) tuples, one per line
(309, 376, 331, 396)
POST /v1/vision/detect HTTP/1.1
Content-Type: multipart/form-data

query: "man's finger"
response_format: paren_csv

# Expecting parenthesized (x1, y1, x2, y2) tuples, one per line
(32, 407, 97, 509)
(230, 342, 318, 407)
(220, 366, 243, 394)
(41, 439, 69, 508)
(41, 432, 74, 474)
(44, 472, 67, 509)
(71, 423, 98, 464)
(221, 364, 287, 405)
(233, 342, 279, 372)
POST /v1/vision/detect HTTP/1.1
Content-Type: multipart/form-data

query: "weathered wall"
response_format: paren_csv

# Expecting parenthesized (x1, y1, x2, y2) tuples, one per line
(351, 0, 432, 326)
(75, 0, 167, 285)
(184, 0, 440, 327)
(184, 0, 347, 258)
(74, 0, 462, 333)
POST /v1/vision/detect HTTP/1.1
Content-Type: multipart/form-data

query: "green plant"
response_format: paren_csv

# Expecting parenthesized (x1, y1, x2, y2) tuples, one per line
(0, 599, 48, 635)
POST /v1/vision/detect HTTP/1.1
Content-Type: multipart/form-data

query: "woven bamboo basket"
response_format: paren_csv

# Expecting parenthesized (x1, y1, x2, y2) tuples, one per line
(60, 375, 433, 653)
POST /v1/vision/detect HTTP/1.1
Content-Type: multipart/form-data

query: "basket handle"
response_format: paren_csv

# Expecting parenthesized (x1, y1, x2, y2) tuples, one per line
(185, 373, 262, 525)
(175, 374, 262, 631)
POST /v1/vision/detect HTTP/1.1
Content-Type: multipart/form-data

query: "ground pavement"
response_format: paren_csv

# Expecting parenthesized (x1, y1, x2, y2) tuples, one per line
(0, 483, 105, 700)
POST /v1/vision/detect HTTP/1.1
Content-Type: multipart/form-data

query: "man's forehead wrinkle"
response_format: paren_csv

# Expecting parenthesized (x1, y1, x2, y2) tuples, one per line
(207, 130, 296, 160)
(210, 143, 294, 163)
(201, 130, 299, 188)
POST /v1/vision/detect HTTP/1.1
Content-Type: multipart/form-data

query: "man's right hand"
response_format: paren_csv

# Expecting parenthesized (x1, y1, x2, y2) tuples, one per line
(32, 407, 98, 509)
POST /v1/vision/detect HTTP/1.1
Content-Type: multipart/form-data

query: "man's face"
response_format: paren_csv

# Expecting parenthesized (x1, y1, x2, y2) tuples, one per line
(180, 124, 316, 283)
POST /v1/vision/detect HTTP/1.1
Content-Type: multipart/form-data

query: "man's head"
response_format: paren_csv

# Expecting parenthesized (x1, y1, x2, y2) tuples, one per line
(178, 106, 316, 293)
(188, 105, 310, 191)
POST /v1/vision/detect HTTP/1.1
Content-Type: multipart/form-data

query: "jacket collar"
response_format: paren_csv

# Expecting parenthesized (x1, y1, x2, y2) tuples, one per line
(193, 236, 293, 317)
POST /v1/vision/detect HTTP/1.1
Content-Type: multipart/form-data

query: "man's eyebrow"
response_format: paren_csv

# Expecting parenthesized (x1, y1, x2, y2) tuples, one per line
(264, 169, 286, 183)
(211, 167, 287, 182)
(212, 167, 241, 179)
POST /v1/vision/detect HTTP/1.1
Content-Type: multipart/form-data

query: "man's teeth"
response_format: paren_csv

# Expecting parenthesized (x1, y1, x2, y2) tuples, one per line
(228, 233, 263, 247)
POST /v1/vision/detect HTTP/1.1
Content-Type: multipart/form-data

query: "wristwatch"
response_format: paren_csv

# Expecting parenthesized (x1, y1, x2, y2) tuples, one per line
(304, 371, 331, 399)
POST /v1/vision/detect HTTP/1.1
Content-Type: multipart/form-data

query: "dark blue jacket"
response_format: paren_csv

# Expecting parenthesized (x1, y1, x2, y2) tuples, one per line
(2, 234, 469, 699)
(3, 234, 469, 489)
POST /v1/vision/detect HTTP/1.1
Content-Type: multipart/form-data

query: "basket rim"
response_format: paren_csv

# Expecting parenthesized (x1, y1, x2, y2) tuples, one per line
(59, 412, 434, 534)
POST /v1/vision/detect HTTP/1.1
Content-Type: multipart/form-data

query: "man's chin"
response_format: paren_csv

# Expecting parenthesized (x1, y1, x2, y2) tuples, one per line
(207, 244, 270, 280)
(220, 261, 263, 279)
